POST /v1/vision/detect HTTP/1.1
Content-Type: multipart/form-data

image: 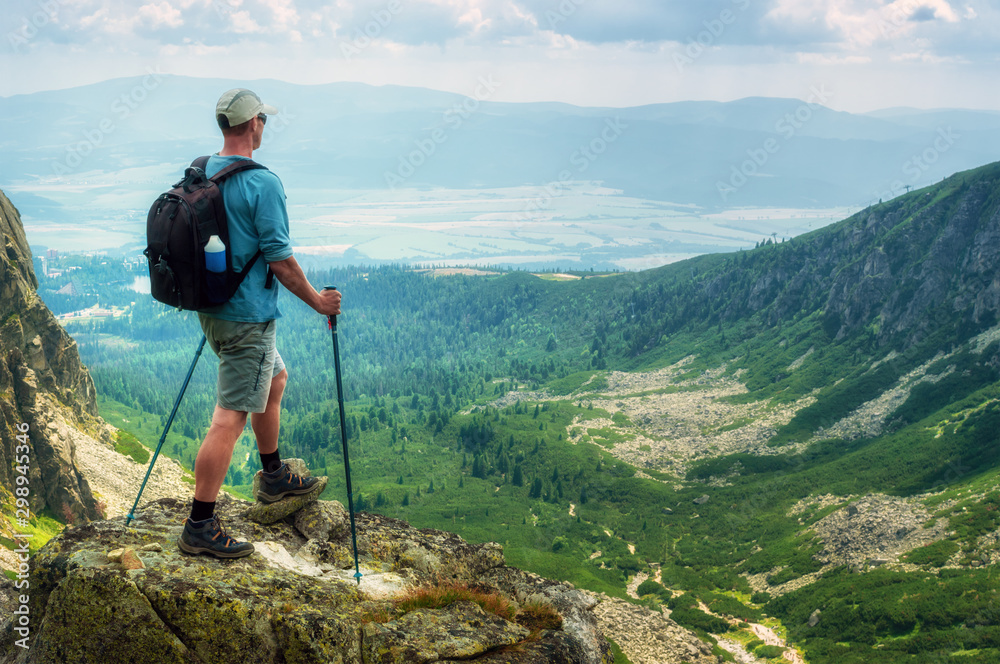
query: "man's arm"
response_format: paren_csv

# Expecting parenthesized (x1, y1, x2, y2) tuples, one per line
(267, 256, 341, 316)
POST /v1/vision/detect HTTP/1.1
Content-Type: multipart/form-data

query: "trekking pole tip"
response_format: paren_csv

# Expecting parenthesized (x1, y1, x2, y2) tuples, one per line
(354, 571, 363, 584)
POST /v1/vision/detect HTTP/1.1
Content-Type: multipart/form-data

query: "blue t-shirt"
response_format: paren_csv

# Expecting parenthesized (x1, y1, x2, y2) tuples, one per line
(198, 154, 294, 322)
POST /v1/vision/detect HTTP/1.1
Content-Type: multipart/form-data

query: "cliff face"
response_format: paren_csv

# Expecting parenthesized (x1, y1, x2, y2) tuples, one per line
(0, 189, 101, 523)
(817, 169, 1000, 346)
(691, 162, 1000, 353)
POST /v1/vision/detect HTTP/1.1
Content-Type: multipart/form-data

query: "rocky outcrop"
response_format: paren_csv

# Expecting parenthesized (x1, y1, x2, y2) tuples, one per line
(0, 188, 103, 523)
(592, 597, 718, 664)
(67, 417, 193, 521)
(0, 495, 613, 664)
(557, 360, 812, 478)
(245, 463, 328, 524)
(744, 493, 960, 597)
(807, 494, 950, 569)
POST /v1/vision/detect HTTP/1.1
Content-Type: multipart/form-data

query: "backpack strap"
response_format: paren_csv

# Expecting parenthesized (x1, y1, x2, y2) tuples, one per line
(187, 155, 268, 183)
(236, 250, 264, 287)
(189, 156, 271, 291)
(209, 158, 268, 183)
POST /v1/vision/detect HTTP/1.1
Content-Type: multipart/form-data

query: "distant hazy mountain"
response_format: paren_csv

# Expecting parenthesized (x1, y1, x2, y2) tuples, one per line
(1, 75, 997, 212)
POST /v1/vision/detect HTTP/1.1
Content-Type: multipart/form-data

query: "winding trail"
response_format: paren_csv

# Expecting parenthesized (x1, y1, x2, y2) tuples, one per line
(750, 623, 806, 664)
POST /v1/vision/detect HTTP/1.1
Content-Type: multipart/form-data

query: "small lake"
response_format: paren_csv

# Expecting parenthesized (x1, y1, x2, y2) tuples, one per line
(129, 276, 151, 294)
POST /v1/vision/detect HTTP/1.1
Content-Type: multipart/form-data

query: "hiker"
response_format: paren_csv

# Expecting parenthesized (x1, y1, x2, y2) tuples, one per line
(178, 88, 341, 558)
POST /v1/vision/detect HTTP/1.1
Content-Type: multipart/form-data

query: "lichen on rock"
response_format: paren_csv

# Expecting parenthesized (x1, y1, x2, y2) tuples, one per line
(362, 600, 529, 663)
(244, 476, 329, 525)
(0, 495, 612, 664)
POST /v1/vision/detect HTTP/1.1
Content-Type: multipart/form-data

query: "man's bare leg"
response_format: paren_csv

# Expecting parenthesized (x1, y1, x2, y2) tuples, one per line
(181, 403, 255, 558)
(252, 368, 288, 456)
(194, 405, 248, 502)
(249, 368, 320, 500)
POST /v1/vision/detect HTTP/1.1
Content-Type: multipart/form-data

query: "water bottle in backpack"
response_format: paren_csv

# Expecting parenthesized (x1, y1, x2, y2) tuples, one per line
(204, 234, 227, 303)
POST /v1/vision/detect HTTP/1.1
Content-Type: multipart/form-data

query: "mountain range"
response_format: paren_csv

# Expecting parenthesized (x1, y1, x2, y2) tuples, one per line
(2, 74, 999, 217)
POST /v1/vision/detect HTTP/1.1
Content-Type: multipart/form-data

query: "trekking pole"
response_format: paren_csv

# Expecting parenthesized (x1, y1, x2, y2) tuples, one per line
(324, 286, 362, 584)
(125, 335, 206, 527)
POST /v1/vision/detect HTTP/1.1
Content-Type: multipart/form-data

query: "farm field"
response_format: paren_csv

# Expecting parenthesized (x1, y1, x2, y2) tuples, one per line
(9, 176, 847, 269)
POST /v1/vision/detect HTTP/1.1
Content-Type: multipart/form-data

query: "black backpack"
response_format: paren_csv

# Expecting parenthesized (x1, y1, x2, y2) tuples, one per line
(144, 156, 267, 310)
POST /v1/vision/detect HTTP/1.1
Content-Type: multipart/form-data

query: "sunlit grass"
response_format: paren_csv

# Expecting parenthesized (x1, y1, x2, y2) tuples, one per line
(393, 580, 515, 621)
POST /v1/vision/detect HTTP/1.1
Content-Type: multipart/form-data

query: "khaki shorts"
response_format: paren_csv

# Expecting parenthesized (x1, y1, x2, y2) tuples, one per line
(198, 315, 286, 414)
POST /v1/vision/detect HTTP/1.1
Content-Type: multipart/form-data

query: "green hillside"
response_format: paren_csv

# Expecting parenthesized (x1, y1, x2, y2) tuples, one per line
(41, 160, 1000, 663)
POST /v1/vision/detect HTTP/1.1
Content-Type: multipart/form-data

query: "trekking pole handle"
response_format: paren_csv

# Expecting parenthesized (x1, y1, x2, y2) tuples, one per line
(323, 285, 338, 328)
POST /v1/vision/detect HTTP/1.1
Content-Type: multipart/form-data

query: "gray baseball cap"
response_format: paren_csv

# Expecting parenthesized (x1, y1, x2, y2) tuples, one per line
(216, 88, 278, 129)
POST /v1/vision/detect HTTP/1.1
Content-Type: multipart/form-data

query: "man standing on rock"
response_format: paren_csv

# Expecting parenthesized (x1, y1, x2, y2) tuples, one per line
(178, 88, 341, 559)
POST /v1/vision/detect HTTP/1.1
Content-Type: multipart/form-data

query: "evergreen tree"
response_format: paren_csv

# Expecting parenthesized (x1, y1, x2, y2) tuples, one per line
(472, 454, 486, 479)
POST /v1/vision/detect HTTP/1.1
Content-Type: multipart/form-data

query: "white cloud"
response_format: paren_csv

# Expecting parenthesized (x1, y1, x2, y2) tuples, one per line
(228, 10, 262, 34)
(763, 0, 962, 49)
(78, 6, 137, 35)
(267, 0, 300, 28)
(797, 52, 871, 66)
(160, 41, 229, 56)
(888, 50, 967, 64)
(137, 2, 184, 29)
(1, 0, 998, 113)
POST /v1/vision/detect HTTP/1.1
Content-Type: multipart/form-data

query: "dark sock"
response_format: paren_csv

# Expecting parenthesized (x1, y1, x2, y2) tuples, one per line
(260, 450, 282, 474)
(190, 499, 215, 523)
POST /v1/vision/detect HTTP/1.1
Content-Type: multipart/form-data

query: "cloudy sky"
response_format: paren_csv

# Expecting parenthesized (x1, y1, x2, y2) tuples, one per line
(1, 0, 998, 111)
